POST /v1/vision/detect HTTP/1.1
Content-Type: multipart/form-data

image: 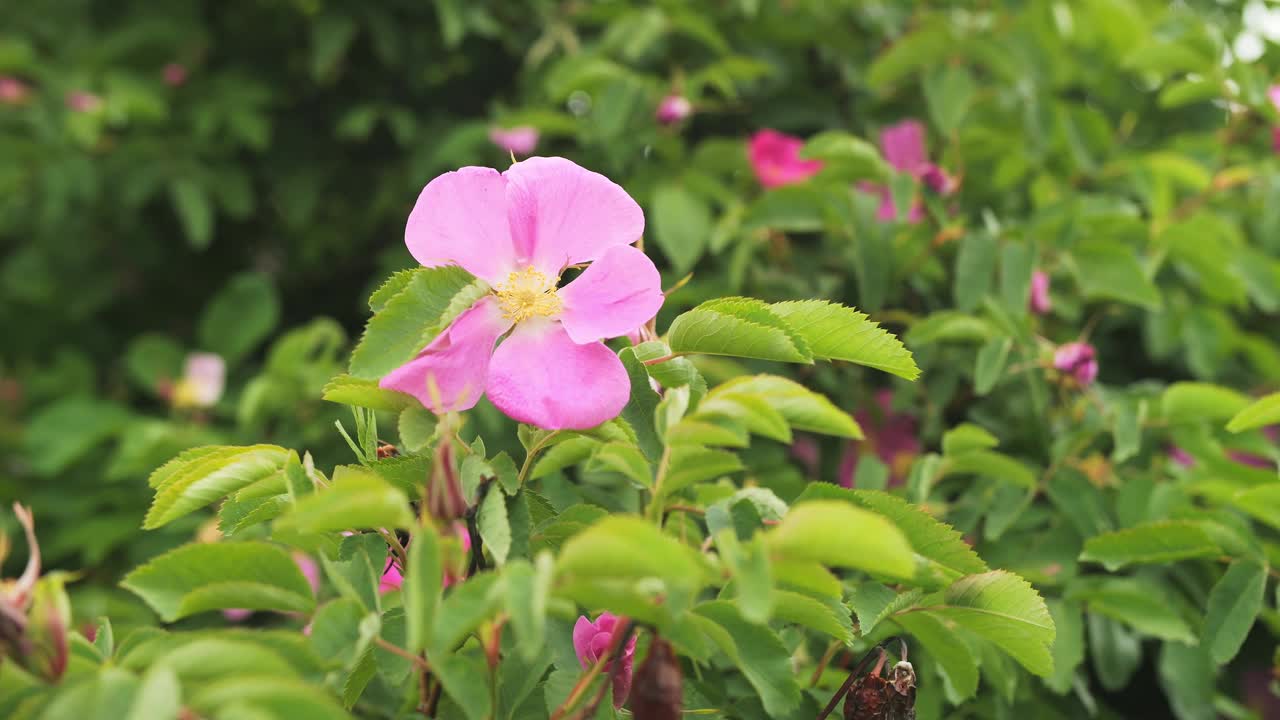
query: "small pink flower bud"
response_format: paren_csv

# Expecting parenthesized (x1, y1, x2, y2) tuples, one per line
(655, 94, 692, 125)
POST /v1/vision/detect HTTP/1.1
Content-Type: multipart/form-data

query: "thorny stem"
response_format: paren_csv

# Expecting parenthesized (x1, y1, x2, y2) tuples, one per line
(550, 618, 634, 720)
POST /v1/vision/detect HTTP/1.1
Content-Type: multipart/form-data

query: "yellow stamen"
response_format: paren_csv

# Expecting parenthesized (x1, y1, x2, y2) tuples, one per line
(494, 267, 562, 322)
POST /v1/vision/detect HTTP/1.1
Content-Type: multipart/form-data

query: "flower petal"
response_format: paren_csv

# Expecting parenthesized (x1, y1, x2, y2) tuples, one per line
(406, 167, 517, 284)
(503, 157, 645, 275)
(558, 245, 664, 344)
(880, 120, 928, 174)
(379, 297, 512, 412)
(486, 320, 630, 430)
(573, 616, 596, 669)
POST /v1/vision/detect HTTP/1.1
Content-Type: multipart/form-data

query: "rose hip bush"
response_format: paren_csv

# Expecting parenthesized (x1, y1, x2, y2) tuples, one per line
(3, 1, 1280, 719)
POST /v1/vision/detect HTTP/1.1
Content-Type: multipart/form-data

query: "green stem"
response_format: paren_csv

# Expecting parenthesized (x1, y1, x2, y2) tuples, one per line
(517, 430, 562, 487)
(646, 445, 673, 524)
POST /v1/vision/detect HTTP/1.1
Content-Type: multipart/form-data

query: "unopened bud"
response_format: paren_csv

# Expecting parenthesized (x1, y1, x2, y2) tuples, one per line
(629, 636, 682, 720)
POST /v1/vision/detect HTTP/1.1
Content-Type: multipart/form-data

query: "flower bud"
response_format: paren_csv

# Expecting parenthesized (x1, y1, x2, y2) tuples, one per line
(629, 636, 682, 719)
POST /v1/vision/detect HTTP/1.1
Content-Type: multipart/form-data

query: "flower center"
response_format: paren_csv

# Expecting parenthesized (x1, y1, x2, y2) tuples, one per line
(494, 267, 562, 322)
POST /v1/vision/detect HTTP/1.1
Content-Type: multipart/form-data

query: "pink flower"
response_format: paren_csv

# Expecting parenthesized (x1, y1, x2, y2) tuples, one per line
(839, 390, 920, 488)
(489, 126, 539, 155)
(1053, 342, 1098, 386)
(1029, 270, 1052, 315)
(172, 352, 226, 409)
(379, 157, 663, 430)
(655, 94, 692, 125)
(64, 91, 102, 113)
(163, 63, 188, 87)
(748, 129, 823, 188)
(573, 612, 637, 708)
(0, 77, 30, 104)
(378, 558, 403, 593)
(864, 120, 955, 223)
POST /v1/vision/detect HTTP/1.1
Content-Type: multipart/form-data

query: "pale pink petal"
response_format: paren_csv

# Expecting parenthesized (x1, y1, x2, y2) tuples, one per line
(405, 167, 518, 284)
(489, 126, 539, 155)
(880, 120, 928, 173)
(486, 321, 630, 430)
(573, 616, 596, 669)
(293, 553, 321, 595)
(379, 297, 512, 412)
(503, 157, 645, 275)
(1269, 84, 1280, 113)
(183, 352, 225, 407)
(223, 608, 253, 622)
(557, 245, 664, 344)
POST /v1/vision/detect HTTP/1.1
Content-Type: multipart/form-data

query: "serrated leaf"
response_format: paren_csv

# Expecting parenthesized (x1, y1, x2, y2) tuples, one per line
(429, 572, 503, 654)
(773, 589, 852, 645)
(322, 375, 416, 412)
(1226, 391, 1280, 433)
(1203, 560, 1267, 664)
(667, 297, 812, 363)
(348, 266, 484, 379)
(1162, 382, 1251, 424)
(945, 449, 1036, 488)
(768, 300, 919, 380)
(144, 445, 289, 529)
(892, 610, 979, 700)
(557, 516, 707, 590)
(122, 542, 316, 622)
(766, 500, 915, 580)
(1080, 521, 1220, 570)
(662, 446, 744, 496)
(913, 571, 1055, 677)
(620, 348, 663, 460)
(849, 489, 990, 577)
(708, 375, 862, 439)
(404, 525, 442, 654)
(693, 601, 801, 717)
(275, 466, 413, 533)
(478, 488, 512, 565)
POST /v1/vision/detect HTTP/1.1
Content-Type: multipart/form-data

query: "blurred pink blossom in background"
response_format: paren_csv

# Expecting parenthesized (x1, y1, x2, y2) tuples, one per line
(748, 129, 822, 188)
(488, 126, 539, 155)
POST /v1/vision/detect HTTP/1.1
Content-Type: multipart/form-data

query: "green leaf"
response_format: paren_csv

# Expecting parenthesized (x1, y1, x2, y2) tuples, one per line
(1069, 241, 1162, 309)
(122, 541, 316, 622)
(557, 516, 707, 590)
(1045, 600, 1084, 694)
(504, 555, 552, 661)
(998, 242, 1035, 318)
(1067, 578, 1196, 643)
(189, 677, 349, 720)
(620, 348, 663, 460)
(847, 489, 989, 578)
(348, 266, 484, 379)
(404, 525, 442, 654)
(694, 601, 801, 717)
(742, 185, 828, 232)
(1203, 560, 1267, 664)
(944, 450, 1036, 488)
(892, 611, 979, 700)
(275, 466, 413, 533)
(1080, 521, 1220, 570)
(198, 272, 281, 363)
(716, 531, 774, 623)
(1162, 382, 1251, 424)
(772, 589, 852, 645)
(170, 178, 214, 249)
(322, 375, 416, 412)
(478, 487, 512, 565)
(953, 232, 997, 312)
(918, 570, 1055, 677)
(800, 131, 890, 181)
(768, 300, 919, 380)
(941, 424, 999, 456)
(661, 446, 744, 496)
(973, 337, 1012, 396)
(144, 445, 290, 529)
(866, 22, 952, 90)
(1226, 391, 1280, 433)
(124, 334, 184, 391)
(923, 64, 975, 133)
(125, 667, 181, 720)
(434, 652, 492, 720)
(1230, 484, 1280, 530)
(651, 183, 713, 274)
(707, 375, 862, 439)
(766, 500, 915, 580)
(667, 297, 812, 363)
(1158, 642, 1216, 720)
(429, 572, 504, 654)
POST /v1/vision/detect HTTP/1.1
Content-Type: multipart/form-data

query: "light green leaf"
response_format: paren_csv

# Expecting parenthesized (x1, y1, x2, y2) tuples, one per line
(1226, 391, 1280, 433)
(144, 445, 290, 529)
(847, 488, 989, 578)
(893, 610, 979, 700)
(348, 266, 484, 379)
(429, 572, 503, 654)
(772, 589, 852, 645)
(125, 667, 181, 720)
(1080, 521, 1220, 570)
(916, 571, 1055, 677)
(667, 297, 812, 363)
(716, 531, 773, 624)
(769, 300, 919, 380)
(275, 466, 413, 533)
(1067, 578, 1196, 643)
(322, 375, 416, 412)
(923, 63, 975, 134)
(944, 450, 1036, 488)
(953, 232, 997, 312)
(766, 500, 915, 580)
(974, 337, 1012, 396)
(557, 516, 707, 590)
(404, 525, 442, 654)
(941, 424, 999, 456)
(478, 487, 512, 565)
(1045, 600, 1084, 694)
(1203, 560, 1267, 664)
(1070, 241, 1162, 309)
(122, 541, 316, 622)
(1162, 382, 1251, 424)
(662, 446, 744, 496)
(434, 652, 492, 720)
(707, 375, 862, 439)
(189, 677, 349, 720)
(170, 178, 214, 249)
(800, 131, 890, 181)
(505, 554, 552, 661)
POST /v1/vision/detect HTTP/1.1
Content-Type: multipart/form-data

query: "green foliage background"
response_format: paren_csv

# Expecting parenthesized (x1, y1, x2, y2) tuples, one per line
(3, 0, 1280, 718)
